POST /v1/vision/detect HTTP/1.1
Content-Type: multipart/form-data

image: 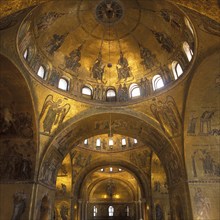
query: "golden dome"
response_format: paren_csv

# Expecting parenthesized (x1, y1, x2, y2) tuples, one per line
(17, 0, 196, 104)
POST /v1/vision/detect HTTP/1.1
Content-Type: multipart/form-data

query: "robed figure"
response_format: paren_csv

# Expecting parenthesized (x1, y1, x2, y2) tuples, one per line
(39, 95, 70, 134)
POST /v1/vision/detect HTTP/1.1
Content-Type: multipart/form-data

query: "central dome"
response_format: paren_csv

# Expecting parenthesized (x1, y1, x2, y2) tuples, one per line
(17, 0, 195, 104)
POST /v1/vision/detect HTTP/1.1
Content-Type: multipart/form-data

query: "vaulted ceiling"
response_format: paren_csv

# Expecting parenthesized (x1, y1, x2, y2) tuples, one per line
(0, 0, 219, 23)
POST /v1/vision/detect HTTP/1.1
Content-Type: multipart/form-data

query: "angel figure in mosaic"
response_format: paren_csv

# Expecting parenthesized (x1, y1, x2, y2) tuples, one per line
(39, 95, 70, 134)
(150, 96, 181, 137)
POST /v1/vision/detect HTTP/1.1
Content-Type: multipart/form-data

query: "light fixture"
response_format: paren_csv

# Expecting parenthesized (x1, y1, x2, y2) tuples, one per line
(106, 12, 116, 200)
(115, 194, 120, 199)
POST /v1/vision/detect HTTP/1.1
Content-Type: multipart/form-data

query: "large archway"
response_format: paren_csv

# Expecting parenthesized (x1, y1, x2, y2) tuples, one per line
(0, 54, 38, 220)
(37, 109, 192, 220)
(54, 145, 172, 220)
(80, 166, 141, 220)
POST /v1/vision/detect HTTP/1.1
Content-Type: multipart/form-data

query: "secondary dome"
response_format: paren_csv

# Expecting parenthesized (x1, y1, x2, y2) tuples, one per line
(17, 0, 196, 104)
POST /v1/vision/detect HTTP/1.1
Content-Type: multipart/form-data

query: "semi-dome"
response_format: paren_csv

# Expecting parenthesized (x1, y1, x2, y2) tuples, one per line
(17, 0, 196, 104)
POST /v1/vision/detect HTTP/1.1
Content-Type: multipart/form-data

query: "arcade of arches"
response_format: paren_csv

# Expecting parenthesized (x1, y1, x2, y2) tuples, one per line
(0, 1, 219, 220)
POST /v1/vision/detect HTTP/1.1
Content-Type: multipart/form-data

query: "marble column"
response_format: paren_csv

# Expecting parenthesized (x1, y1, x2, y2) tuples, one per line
(139, 199, 143, 220)
(78, 199, 82, 220)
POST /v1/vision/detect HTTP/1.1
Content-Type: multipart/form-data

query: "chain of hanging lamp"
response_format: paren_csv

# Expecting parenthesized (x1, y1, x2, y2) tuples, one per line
(107, 4, 114, 202)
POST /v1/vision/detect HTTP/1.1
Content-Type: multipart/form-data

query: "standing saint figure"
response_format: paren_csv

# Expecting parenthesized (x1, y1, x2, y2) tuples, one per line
(139, 45, 159, 70)
(60, 205, 68, 220)
(45, 33, 68, 55)
(155, 204, 164, 220)
(116, 52, 131, 82)
(91, 53, 105, 82)
(64, 45, 82, 74)
(194, 188, 211, 219)
(11, 192, 27, 220)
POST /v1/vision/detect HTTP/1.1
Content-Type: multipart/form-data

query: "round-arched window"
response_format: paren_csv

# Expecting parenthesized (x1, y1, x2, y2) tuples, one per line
(152, 75, 164, 91)
(122, 138, 126, 146)
(106, 88, 116, 102)
(96, 138, 101, 147)
(183, 41, 193, 62)
(106, 89, 116, 97)
(23, 49, 28, 60)
(184, 17, 194, 35)
(37, 65, 46, 79)
(172, 61, 183, 80)
(58, 78, 69, 91)
(82, 85, 92, 96)
(108, 206, 114, 216)
(93, 206, 97, 217)
(129, 83, 140, 98)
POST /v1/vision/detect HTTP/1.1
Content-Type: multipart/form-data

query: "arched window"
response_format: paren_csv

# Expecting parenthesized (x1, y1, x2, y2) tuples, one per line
(58, 78, 69, 91)
(152, 75, 164, 91)
(172, 61, 183, 80)
(82, 85, 92, 96)
(84, 139, 88, 145)
(107, 89, 116, 98)
(108, 206, 114, 216)
(184, 17, 194, 35)
(129, 83, 140, 98)
(93, 206, 97, 217)
(37, 65, 46, 79)
(126, 206, 129, 216)
(122, 138, 126, 146)
(106, 88, 116, 102)
(96, 138, 101, 147)
(23, 49, 28, 60)
(109, 138, 114, 146)
(183, 42, 193, 62)
(134, 139, 138, 144)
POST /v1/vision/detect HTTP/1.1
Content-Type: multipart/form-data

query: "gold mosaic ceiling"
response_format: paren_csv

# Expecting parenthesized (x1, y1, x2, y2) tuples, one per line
(19, 0, 195, 87)
(1, 0, 219, 23)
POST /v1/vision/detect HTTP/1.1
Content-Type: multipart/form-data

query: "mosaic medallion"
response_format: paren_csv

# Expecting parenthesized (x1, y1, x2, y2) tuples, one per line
(95, 0, 123, 25)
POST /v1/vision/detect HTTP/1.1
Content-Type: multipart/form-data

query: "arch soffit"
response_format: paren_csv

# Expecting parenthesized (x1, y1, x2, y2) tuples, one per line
(182, 47, 220, 121)
(75, 159, 149, 199)
(42, 108, 172, 155)
(182, 49, 220, 173)
(0, 53, 39, 147)
(0, 53, 38, 124)
(0, 54, 39, 181)
(39, 109, 186, 187)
